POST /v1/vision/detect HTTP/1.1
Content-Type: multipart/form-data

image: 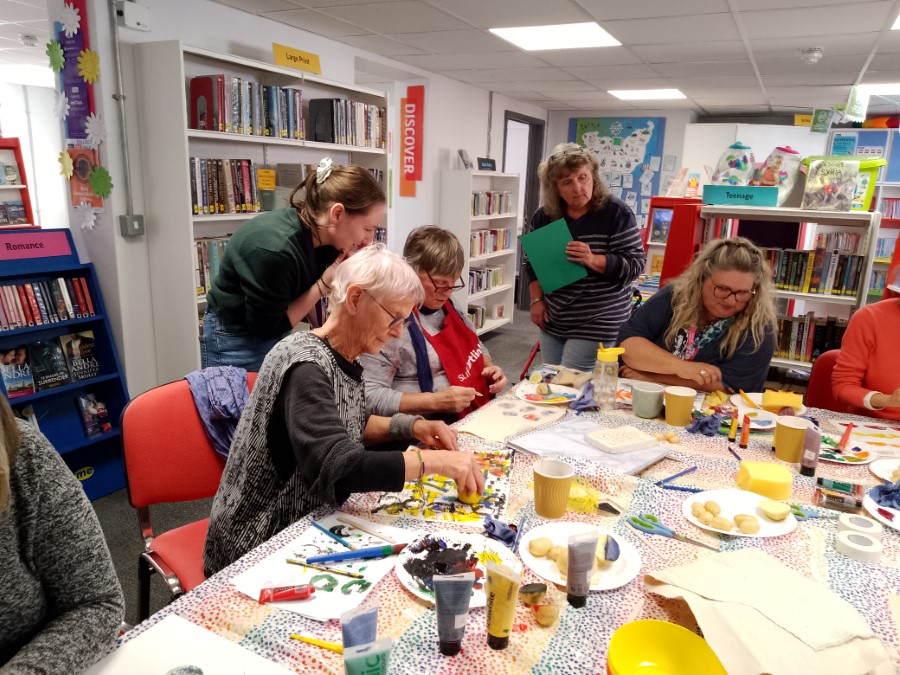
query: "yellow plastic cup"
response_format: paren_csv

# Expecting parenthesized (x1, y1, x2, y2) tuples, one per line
(664, 386, 696, 427)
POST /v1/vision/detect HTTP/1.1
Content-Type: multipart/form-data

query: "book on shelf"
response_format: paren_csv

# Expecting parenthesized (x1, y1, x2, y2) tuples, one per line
(190, 158, 262, 215)
(471, 191, 511, 216)
(0, 201, 28, 225)
(467, 305, 486, 330)
(0, 345, 33, 398)
(470, 228, 511, 257)
(2, 161, 21, 185)
(882, 198, 900, 220)
(760, 242, 864, 296)
(75, 392, 112, 438)
(28, 338, 71, 391)
(192, 237, 230, 297)
(60, 330, 100, 382)
(800, 159, 858, 211)
(775, 315, 848, 363)
(306, 98, 386, 148)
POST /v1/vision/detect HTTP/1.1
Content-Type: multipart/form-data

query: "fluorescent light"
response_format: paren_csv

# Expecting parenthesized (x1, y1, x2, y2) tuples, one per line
(859, 83, 900, 95)
(489, 22, 620, 51)
(892, 13, 900, 29)
(608, 89, 687, 100)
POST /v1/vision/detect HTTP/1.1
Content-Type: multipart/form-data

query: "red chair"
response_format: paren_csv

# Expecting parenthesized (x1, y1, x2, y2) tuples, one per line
(806, 350, 854, 414)
(121, 372, 257, 621)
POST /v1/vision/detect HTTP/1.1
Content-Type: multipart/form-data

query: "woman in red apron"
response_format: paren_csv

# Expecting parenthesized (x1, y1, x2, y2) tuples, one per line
(359, 226, 508, 421)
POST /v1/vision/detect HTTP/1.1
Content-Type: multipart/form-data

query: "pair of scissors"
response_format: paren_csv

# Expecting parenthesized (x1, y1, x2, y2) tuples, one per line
(628, 513, 720, 551)
(788, 504, 837, 521)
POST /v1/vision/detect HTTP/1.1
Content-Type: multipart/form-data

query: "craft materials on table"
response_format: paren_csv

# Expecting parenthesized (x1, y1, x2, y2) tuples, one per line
(230, 513, 415, 621)
(290, 634, 344, 654)
(730, 391, 807, 415)
(870, 458, 900, 484)
(681, 489, 798, 538)
(628, 513, 719, 551)
(310, 518, 356, 549)
(516, 381, 580, 405)
(819, 432, 876, 464)
(832, 420, 900, 458)
(655, 465, 697, 486)
(457, 397, 566, 443)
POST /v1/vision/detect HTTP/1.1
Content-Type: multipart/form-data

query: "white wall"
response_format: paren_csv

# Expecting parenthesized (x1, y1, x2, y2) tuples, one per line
(503, 120, 529, 235)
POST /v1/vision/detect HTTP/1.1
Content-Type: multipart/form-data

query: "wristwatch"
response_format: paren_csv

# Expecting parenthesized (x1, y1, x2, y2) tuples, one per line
(530, 297, 544, 306)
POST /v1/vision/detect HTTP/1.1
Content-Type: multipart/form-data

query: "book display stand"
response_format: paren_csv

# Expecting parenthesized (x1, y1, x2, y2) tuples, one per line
(0, 138, 37, 229)
(0, 229, 128, 499)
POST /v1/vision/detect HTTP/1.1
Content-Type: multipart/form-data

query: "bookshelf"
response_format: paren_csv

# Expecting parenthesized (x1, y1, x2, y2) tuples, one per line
(699, 205, 881, 372)
(440, 170, 520, 335)
(131, 41, 389, 383)
(0, 229, 128, 500)
(0, 138, 36, 229)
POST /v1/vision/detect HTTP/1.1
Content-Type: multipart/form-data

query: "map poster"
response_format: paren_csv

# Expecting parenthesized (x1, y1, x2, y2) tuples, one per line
(567, 117, 666, 216)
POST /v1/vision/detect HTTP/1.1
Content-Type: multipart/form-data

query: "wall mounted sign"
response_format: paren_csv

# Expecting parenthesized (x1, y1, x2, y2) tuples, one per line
(272, 42, 321, 75)
(399, 85, 424, 198)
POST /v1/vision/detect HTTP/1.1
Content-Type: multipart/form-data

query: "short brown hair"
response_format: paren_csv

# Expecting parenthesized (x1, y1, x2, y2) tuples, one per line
(290, 163, 385, 233)
(538, 143, 610, 220)
(403, 226, 464, 278)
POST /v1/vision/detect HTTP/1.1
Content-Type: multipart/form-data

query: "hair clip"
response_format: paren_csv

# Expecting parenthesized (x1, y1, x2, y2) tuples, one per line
(316, 157, 334, 185)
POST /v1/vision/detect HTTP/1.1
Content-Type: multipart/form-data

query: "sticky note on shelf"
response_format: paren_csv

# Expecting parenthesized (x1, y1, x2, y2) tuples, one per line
(520, 218, 587, 294)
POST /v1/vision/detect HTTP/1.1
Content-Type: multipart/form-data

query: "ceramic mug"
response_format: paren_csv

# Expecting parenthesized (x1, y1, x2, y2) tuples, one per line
(533, 458, 575, 519)
(631, 382, 665, 419)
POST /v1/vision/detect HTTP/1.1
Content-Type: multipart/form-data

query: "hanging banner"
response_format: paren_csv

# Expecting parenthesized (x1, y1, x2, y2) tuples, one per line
(56, 0, 95, 141)
(399, 85, 424, 198)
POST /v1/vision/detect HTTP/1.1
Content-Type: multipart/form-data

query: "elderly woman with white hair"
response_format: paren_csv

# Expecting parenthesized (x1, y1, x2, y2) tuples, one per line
(204, 244, 484, 576)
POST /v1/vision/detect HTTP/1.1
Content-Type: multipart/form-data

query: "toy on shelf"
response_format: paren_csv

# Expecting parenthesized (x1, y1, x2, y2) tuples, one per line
(710, 142, 755, 186)
(750, 146, 801, 205)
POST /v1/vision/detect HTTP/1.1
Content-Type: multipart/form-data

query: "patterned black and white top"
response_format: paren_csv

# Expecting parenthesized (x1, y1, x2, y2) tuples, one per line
(525, 195, 645, 344)
(203, 331, 411, 577)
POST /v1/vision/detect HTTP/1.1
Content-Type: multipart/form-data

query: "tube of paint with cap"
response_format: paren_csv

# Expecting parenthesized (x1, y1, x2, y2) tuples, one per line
(341, 601, 379, 649)
(566, 530, 599, 608)
(258, 584, 315, 603)
(343, 638, 392, 675)
(485, 562, 521, 650)
(433, 572, 475, 656)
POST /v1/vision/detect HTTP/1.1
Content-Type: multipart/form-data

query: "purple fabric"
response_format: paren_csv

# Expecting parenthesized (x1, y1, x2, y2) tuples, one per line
(870, 481, 900, 510)
(686, 413, 725, 436)
(185, 366, 249, 458)
(570, 381, 599, 412)
(483, 515, 517, 547)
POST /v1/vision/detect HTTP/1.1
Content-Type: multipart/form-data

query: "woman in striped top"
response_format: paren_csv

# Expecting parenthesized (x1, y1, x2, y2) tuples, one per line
(525, 143, 646, 372)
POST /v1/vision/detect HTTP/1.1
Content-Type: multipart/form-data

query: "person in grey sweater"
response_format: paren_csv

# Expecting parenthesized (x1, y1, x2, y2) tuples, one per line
(0, 395, 124, 674)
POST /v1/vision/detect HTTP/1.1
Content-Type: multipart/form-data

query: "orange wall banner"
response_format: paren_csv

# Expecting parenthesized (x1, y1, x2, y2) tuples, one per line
(399, 85, 424, 197)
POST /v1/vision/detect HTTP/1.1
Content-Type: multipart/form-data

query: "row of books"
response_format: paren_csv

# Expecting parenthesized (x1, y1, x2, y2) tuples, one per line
(193, 237, 229, 297)
(307, 98, 386, 149)
(0, 276, 96, 331)
(189, 75, 305, 140)
(471, 191, 512, 217)
(0, 201, 28, 225)
(875, 236, 896, 260)
(882, 197, 900, 219)
(470, 228, 511, 257)
(190, 157, 261, 215)
(275, 163, 385, 191)
(775, 314, 847, 363)
(870, 269, 889, 294)
(1, 330, 100, 398)
(468, 265, 503, 294)
(759, 247, 865, 296)
(466, 304, 506, 330)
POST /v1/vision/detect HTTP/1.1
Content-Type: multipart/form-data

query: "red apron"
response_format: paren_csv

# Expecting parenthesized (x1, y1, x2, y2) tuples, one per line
(415, 301, 491, 419)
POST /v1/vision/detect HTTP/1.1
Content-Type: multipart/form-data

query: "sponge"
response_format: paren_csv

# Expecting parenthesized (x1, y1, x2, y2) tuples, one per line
(595, 534, 621, 568)
(761, 390, 804, 413)
(736, 461, 793, 500)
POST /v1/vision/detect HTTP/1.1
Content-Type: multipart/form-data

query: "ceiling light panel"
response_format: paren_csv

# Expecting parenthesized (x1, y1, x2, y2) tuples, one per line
(608, 88, 687, 100)
(489, 22, 620, 51)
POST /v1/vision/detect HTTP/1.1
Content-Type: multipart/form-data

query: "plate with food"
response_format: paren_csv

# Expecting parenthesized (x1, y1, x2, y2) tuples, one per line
(681, 489, 798, 538)
(394, 531, 521, 607)
(516, 381, 581, 405)
(818, 434, 877, 465)
(870, 458, 900, 484)
(729, 391, 807, 416)
(518, 521, 641, 591)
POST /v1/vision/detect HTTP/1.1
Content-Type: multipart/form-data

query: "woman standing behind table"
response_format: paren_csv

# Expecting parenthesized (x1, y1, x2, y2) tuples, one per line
(617, 237, 777, 393)
(201, 159, 386, 371)
(525, 143, 645, 373)
(360, 226, 508, 421)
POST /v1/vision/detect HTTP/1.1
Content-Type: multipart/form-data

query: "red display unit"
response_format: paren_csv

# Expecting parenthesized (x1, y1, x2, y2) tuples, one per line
(0, 138, 36, 229)
(643, 196, 703, 286)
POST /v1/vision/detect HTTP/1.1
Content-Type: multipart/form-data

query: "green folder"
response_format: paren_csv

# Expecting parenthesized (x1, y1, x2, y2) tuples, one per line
(520, 218, 587, 294)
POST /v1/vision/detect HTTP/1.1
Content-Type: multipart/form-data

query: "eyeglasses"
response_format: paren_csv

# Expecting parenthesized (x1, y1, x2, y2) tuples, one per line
(426, 271, 465, 293)
(710, 282, 755, 303)
(365, 290, 410, 329)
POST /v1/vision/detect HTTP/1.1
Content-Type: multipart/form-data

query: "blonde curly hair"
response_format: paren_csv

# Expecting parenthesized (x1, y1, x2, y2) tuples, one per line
(664, 237, 777, 358)
(538, 143, 610, 220)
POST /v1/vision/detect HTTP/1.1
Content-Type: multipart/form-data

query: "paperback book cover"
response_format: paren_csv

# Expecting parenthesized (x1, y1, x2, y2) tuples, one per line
(29, 339, 71, 391)
(801, 160, 858, 211)
(75, 392, 111, 437)
(0, 345, 34, 399)
(60, 331, 100, 382)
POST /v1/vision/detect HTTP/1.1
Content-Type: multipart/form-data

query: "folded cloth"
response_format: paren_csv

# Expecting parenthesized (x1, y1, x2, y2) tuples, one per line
(645, 548, 893, 675)
(569, 381, 598, 412)
(482, 515, 517, 547)
(185, 366, 249, 459)
(552, 368, 592, 389)
(869, 481, 900, 510)
(686, 413, 725, 436)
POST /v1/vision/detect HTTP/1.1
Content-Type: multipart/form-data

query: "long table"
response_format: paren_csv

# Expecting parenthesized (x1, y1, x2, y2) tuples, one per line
(113, 392, 900, 674)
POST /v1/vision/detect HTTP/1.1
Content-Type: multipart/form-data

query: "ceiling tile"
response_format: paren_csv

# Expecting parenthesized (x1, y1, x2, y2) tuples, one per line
(473, 67, 576, 82)
(444, 50, 544, 70)
(389, 53, 463, 71)
(763, 72, 858, 86)
(0, 0, 44, 22)
(739, 3, 893, 40)
(577, 0, 729, 21)
(562, 63, 661, 80)
(701, 104, 773, 115)
(667, 75, 761, 89)
(688, 89, 768, 105)
(0, 21, 43, 40)
(8, 0, 46, 8)
(742, 0, 878, 7)
(442, 69, 495, 83)
(535, 47, 644, 67)
(487, 79, 597, 93)
(426, 0, 589, 28)
(756, 55, 867, 75)
(749, 33, 879, 59)
(335, 33, 424, 55)
(603, 13, 739, 45)
(384, 29, 511, 53)
(653, 60, 755, 77)
(586, 77, 674, 90)
(632, 40, 747, 63)
(318, 1, 467, 33)
(300, 0, 410, 5)
(260, 8, 371, 35)
(213, 0, 300, 13)
(878, 31, 900, 53)
(868, 53, 900, 70)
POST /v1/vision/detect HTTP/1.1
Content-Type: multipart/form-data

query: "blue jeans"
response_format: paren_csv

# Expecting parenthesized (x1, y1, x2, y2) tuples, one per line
(539, 331, 599, 373)
(200, 311, 282, 372)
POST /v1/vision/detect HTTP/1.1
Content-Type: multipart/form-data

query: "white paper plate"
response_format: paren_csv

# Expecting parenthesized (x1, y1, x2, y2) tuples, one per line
(516, 381, 581, 405)
(518, 522, 642, 591)
(818, 433, 877, 465)
(870, 458, 900, 483)
(681, 489, 798, 538)
(863, 494, 900, 533)
(727, 409, 777, 431)
(394, 531, 521, 608)
(729, 392, 807, 416)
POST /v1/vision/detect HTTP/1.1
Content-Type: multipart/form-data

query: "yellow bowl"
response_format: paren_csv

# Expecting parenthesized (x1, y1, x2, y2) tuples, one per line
(607, 620, 726, 675)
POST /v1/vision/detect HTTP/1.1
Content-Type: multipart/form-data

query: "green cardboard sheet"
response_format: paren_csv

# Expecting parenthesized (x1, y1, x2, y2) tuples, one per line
(520, 218, 587, 294)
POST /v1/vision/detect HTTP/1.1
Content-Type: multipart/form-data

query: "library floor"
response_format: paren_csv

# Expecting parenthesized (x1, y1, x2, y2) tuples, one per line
(93, 308, 539, 626)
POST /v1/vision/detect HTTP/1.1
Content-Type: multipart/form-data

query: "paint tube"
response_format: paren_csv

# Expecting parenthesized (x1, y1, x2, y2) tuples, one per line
(258, 584, 315, 603)
(343, 637, 392, 675)
(341, 602, 379, 649)
(433, 573, 475, 656)
(566, 531, 599, 608)
(485, 562, 521, 650)
(728, 414, 738, 442)
(739, 414, 751, 450)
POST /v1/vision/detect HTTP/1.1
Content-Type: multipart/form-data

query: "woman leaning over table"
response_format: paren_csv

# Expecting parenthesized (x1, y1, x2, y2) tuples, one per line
(203, 244, 485, 576)
(0, 395, 124, 674)
(525, 143, 645, 373)
(201, 159, 385, 371)
(617, 237, 777, 393)
(360, 226, 508, 421)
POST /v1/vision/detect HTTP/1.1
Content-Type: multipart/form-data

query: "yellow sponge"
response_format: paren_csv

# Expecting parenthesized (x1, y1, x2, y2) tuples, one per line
(736, 461, 793, 500)
(761, 389, 804, 413)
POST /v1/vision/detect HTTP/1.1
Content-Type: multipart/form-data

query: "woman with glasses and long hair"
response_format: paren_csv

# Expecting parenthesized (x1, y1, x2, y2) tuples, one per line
(361, 226, 508, 421)
(526, 143, 646, 372)
(204, 244, 484, 576)
(617, 237, 777, 392)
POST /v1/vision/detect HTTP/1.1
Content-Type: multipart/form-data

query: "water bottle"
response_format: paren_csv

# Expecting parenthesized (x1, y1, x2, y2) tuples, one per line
(592, 346, 624, 411)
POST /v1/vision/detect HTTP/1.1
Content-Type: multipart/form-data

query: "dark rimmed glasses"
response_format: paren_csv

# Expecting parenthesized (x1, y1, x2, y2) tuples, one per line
(365, 290, 410, 329)
(710, 282, 755, 303)
(425, 270, 465, 293)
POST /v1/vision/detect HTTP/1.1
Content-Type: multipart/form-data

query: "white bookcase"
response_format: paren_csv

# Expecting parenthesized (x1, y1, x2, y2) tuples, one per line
(131, 41, 389, 383)
(700, 205, 881, 372)
(440, 170, 519, 336)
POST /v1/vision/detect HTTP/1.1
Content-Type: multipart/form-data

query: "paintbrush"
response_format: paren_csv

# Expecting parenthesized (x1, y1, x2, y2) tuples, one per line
(335, 514, 397, 544)
(512, 513, 530, 554)
(305, 543, 408, 565)
(309, 519, 356, 550)
(738, 389, 760, 410)
(286, 559, 365, 579)
(290, 634, 343, 654)
(655, 466, 697, 486)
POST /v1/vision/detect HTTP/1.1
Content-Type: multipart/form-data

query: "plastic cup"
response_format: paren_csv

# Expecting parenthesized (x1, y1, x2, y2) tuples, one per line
(774, 416, 813, 463)
(664, 386, 696, 426)
(632, 382, 665, 419)
(533, 458, 574, 519)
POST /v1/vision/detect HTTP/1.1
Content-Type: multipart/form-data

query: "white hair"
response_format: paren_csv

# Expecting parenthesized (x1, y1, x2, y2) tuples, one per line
(328, 243, 424, 309)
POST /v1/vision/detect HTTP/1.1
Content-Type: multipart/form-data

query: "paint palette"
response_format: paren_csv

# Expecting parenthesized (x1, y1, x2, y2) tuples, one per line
(516, 381, 580, 405)
(818, 434, 877, 465)
(394, 531, 521, 608)
(717, 409, 777, 432)
(518, 522, 642, 591)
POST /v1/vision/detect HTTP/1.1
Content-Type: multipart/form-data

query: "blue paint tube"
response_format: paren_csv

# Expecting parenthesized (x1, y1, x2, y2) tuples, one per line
(340, 602, 378, 649)
(343, 637, 392, 675)
(433, 572, 476, 656)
